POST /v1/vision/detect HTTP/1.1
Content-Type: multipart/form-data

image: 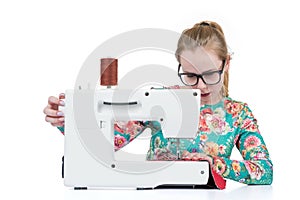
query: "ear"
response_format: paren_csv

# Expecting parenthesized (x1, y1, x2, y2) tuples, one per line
(224, 54, 231, 72)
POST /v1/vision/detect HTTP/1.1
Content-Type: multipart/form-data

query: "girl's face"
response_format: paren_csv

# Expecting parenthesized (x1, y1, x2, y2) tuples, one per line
(180, 47, 229, 105)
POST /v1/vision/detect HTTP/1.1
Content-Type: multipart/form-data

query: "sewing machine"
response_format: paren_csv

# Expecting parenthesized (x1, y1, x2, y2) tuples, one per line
(62, 87, 212, 189)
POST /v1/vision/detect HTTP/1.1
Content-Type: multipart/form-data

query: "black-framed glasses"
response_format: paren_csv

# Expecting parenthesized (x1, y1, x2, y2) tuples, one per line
(177, 60, 226, 86)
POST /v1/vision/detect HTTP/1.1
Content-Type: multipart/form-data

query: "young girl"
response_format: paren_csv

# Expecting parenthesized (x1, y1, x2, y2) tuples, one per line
(43, 21, 273, 186)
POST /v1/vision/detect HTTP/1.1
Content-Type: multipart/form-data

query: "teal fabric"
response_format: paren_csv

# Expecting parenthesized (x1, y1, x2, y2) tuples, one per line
(57, 126, 64, 133)
(144, 97, 273, 184)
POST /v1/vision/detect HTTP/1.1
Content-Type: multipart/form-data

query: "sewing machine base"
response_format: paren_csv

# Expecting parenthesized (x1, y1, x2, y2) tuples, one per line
(62, 155, 214, 190)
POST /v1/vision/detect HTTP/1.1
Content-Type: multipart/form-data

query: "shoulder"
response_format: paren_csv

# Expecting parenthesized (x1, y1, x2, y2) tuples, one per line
(224, 97, 250, 108)
(223, 97, 254, 117)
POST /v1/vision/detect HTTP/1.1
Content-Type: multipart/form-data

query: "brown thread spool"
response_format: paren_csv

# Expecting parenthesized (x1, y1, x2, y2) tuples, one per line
(100, 58, 118, 86)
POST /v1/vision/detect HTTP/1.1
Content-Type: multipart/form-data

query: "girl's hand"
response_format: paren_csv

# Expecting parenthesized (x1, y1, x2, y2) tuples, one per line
(43, 93, 65, 127)
(181, 150, 213, 164)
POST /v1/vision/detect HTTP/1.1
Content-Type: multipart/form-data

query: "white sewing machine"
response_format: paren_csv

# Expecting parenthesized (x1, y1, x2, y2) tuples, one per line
(62, 87, 212, 189)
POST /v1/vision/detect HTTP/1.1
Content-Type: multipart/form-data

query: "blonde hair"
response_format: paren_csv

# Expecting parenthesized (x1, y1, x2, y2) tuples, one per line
(175, 21, 229, 97)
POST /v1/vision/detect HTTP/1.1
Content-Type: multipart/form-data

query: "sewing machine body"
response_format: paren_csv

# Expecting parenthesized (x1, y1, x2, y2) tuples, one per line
(63, 88, 210, 189)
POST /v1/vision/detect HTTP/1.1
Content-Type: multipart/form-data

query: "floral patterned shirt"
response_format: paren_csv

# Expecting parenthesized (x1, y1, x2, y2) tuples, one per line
(113, 96, 273, 185)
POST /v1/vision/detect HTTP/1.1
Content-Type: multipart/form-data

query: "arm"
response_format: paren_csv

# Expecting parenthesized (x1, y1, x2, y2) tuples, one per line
(114, 121, 163, 151)
(57, 126, 64, 134)
(213, 103, 273, 185)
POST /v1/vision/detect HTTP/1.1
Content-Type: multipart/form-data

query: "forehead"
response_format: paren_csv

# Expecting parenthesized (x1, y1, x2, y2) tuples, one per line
(180, 47, 221, 72)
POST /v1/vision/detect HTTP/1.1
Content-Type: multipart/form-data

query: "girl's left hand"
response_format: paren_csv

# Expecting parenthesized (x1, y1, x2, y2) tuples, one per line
(181, 150, 213, 165)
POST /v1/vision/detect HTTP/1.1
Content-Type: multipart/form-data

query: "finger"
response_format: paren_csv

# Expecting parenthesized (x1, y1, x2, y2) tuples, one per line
(51, 122, 65, 127)
(182, 153, 193, 160)
(182, 157, 190, 161)
(45, 116, 64, 124)
(48, 96, 65, 111)
(192, 154, 202, 161)
(48, 96, 59, 110)
(43, 107, 64, 117)
(181, 150, 190, 157)
(58, 93, 66, 107)
(59, 93, 65, 99)
(48, 96, 60, 105)
(43, 107, 56, 116)
(182, 157, 192, 161)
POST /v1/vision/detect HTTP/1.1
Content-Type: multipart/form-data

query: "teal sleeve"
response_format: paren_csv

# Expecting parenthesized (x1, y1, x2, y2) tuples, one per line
(57, 126, 64, 134)
(114, 121, 156, 151)
(214, 104, 273, 185)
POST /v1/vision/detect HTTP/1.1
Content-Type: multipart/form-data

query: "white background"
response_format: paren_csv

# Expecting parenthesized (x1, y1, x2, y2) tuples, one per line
(0, 0, 299, 199)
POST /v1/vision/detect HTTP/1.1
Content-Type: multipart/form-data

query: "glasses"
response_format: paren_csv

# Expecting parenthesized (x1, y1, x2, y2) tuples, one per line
(178, 60, 225, 86)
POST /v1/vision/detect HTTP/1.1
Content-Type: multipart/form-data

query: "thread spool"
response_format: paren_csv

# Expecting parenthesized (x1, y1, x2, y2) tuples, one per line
(100, 58, 118, 86)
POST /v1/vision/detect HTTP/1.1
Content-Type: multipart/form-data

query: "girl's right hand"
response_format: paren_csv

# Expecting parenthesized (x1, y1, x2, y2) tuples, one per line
(43, 93, 65, 127)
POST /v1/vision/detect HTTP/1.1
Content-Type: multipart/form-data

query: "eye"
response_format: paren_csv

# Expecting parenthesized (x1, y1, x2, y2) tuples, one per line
(186, 74, 195, 78)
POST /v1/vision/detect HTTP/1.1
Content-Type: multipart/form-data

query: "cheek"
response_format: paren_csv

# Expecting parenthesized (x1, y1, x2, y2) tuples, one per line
(208, 76, 224, 93)
(209, 84, 222, 93)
